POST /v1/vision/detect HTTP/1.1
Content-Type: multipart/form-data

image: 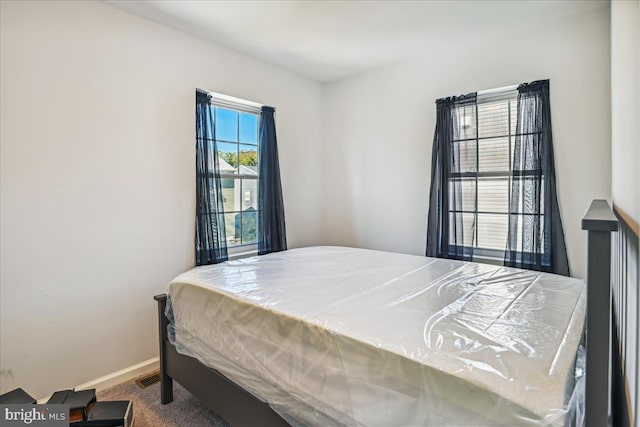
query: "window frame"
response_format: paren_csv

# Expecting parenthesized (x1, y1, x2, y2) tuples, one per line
(447, 89, 545, 260)
(208, 96, 261, 257)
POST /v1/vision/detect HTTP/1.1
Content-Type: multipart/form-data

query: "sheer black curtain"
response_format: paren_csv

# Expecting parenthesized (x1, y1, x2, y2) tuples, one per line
(258, 106, 287, 255)
(195, 91, 228, 265)
(505, 80, 569, 275)
(426, 93, 477, 261)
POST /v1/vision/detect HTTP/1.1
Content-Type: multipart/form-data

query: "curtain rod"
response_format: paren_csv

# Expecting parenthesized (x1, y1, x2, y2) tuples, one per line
(196, 88, 264, 110)
(478, 84, 518, 96)
(437, 84, 518, 104)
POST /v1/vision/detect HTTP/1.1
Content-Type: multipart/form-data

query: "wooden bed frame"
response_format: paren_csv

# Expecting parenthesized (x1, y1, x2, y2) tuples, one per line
(154, 199, 637, 427)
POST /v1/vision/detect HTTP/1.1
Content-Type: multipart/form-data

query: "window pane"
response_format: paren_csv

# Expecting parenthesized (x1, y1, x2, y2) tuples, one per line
(240, 210, 258, 244)
(479, 137, 510, 172)
(510, 100, 518, 135)
(224, 213, 241, 246)
(215, 108, 238, 142)
(453, 104, 476, 140)
(204, 179, 221, 211)
(509, 135, 515, 169)
(478, 178, 509, 213)
(512, 133, 542, 171)
(239, 113, 258, 144)
(449, 178, 476, 212)
(202, 141, 217, 174)
(238, 144, 259, 173)
(217, 142, 238, 173)
(510, 177, 544, 214)
(241, 179, 258, 210)
(477, 213, 508, 250)
(220, 178, 241, 212)
(451, 140, 476, 173)
(478, 100, 510, 138)
(196, 212, 224, 246)
(449, 212, 475, 247)
(508, 214, 546, 254)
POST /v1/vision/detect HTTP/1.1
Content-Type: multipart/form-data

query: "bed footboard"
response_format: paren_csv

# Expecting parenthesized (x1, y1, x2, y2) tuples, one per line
(582, 200, 618, 427)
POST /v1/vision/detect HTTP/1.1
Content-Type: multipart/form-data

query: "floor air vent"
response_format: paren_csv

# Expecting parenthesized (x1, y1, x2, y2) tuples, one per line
(135, 371, 161, 388)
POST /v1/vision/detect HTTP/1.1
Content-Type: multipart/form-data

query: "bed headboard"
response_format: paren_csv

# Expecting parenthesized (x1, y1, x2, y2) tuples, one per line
(582, 199, 638, 427)
(611, 205, 639, 427)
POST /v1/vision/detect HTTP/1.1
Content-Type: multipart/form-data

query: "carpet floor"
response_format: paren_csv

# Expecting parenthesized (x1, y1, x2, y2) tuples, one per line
(97, 374, 230, 427)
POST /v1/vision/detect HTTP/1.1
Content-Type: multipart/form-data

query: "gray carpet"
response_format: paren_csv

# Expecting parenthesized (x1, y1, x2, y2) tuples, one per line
(97, 375, 230, 427)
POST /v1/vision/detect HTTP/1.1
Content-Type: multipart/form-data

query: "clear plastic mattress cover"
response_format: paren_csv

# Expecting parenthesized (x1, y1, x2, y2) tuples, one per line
(167, 246, 586, 426)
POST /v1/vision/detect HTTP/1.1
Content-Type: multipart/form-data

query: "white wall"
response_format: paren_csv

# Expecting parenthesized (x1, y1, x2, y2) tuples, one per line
(611, 1, 640, 420)
(0, 1, 324, 398)
(323, 6, 611, 279)
(611, 0, 640, 224)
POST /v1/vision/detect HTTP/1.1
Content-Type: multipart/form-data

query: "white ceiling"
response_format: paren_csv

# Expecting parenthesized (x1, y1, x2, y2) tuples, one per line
(104, 0, 607, 83)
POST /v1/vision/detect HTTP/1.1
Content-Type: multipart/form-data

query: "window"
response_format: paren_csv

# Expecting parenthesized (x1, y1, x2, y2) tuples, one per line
(449, 90, 539, 259)
(428, 80, 566, 273)
(196, 89, 286, 264)
(210, 97, 260, 253)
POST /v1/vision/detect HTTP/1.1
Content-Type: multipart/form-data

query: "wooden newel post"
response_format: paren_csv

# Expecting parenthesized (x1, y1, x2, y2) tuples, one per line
(582, 199, 618, 427)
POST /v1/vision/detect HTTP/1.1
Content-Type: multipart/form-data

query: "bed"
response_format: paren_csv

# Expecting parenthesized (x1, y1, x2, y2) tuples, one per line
(154, 200, 636, 427)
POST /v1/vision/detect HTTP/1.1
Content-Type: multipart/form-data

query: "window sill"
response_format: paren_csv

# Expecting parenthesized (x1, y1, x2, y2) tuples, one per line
(227, 244, 258, 260)
(471, 254, 504, 266)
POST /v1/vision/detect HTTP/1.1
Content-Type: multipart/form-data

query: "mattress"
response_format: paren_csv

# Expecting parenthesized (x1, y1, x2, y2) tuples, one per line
(167, 246, 586, 426)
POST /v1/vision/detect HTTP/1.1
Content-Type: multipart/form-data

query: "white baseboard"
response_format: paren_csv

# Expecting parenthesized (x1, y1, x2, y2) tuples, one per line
(76, 357, 159, 392)
(37, 357, 159, 404)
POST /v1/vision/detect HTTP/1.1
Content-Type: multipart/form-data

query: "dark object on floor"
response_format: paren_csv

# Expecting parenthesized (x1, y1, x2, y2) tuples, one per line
(97, 375, 228, 427)
(0, 387, 37, 404)
(47, 388, 97, 424)
(85, 400, 133, 427)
